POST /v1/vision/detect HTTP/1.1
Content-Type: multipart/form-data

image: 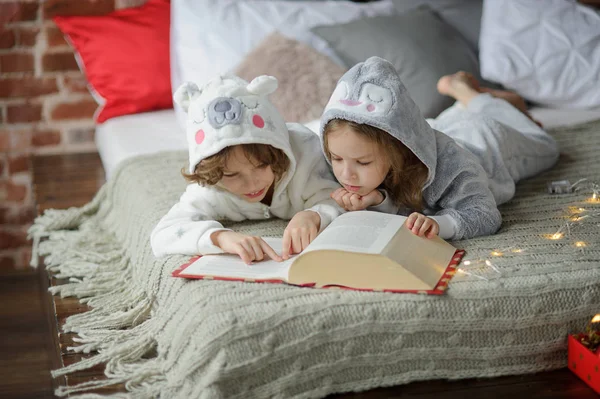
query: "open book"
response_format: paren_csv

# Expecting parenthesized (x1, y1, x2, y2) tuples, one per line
(173, 211, 465, 294)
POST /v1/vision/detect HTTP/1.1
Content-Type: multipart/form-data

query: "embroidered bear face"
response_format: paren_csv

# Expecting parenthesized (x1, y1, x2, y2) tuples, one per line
(173, 75, 288, 173)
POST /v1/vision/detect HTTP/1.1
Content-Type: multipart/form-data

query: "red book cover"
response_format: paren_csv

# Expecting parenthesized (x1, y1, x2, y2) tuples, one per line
(172, 247, 465, 295)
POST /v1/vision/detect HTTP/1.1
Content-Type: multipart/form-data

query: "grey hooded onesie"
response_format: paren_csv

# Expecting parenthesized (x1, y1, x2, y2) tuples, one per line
(320, 57, 559, 240)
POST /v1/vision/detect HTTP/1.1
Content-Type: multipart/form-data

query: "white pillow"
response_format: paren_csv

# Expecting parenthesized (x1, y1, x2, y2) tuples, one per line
(171, 0, 396, 128)
(479, 0, 600, 108)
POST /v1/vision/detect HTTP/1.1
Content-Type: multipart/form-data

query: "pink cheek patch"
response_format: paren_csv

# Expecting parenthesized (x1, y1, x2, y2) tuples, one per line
(367, 104, 375, 112)
(253, 114, 265, 128)
(195, 129, 205, 144)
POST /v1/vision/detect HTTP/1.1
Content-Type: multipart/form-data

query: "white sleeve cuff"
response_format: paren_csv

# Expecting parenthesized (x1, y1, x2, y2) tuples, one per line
(197, 228, 230, 255)
(429, 214, 458, 240)
(307, 202, 342, 232)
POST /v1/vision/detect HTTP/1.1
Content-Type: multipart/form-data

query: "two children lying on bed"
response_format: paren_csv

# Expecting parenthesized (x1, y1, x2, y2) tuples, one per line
(151, 57, 558, 264)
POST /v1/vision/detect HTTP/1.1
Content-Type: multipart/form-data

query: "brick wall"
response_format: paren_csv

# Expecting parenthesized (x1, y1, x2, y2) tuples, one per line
(0, 0, 147, 271)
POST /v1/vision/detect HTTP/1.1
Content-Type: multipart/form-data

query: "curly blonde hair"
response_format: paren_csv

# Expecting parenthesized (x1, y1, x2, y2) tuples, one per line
(323, 119, 428, 211)
(182, 144, 290, 186)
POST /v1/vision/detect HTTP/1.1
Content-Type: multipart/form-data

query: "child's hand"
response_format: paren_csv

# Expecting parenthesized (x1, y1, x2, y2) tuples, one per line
(406, 212, 439, 238)
(282, 210, 321, 259)
(330, 188, 384, 211)
(211, 231, 282, 264)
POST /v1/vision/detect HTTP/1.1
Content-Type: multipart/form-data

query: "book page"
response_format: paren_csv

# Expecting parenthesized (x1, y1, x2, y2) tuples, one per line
(306, 211, 407, 254)
(179, 237, 293, 281)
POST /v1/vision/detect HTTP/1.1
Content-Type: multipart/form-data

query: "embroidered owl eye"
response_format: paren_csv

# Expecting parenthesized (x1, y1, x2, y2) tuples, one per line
(367, 94, 383, 103)
(359, 83, 393, 114)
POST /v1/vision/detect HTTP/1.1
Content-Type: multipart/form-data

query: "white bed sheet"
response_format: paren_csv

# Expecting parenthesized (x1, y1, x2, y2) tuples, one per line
(96, 106, 600, 179)
(95, 109, 187, 179)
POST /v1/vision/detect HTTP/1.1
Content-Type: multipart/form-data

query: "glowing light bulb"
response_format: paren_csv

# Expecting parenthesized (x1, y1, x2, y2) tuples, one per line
(550, 232, 563, 240)
(462, 261, 471, 266)
(592, 314, 600, 323)
(490, 251, 502, 257)
(575, 241, 586, 248)
(511, 249, 522, 253)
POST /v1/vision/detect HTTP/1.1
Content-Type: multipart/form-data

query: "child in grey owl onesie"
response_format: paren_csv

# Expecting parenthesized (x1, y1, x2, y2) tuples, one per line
(320, 56, 559, 240)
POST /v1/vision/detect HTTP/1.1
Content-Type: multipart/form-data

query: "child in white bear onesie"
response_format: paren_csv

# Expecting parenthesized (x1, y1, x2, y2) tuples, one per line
(151, 75, 343, 264)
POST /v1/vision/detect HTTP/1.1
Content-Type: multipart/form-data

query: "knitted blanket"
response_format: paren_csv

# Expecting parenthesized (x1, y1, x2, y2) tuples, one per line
(30, 120, 600, 398)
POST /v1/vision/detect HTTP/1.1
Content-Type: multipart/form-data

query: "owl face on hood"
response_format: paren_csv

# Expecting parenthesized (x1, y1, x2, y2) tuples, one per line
(325, 80, 394, 117)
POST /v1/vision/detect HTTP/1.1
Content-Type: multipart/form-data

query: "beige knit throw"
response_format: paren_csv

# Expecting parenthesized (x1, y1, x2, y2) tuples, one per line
(29, 120, 600, 398)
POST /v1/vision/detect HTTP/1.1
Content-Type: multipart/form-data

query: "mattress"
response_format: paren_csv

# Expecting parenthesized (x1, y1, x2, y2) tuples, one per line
(95, 109, 187, 179)
(38, 118, 600, 397)
(96, 106, 600, 179)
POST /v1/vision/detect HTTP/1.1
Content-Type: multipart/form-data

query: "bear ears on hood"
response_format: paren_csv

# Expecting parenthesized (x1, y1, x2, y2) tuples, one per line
(173, 75, 279, 113)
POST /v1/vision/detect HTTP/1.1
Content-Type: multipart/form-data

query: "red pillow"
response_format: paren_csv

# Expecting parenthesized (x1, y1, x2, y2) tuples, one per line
(53, 0, 172, 123)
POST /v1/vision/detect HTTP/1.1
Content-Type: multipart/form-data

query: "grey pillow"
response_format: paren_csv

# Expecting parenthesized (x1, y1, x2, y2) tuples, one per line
(311, 6, 481, 118)
(390, 0, 483, 53)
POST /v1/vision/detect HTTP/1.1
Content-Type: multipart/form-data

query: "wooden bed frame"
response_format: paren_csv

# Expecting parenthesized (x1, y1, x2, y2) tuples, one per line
(31, 152, 598, 398)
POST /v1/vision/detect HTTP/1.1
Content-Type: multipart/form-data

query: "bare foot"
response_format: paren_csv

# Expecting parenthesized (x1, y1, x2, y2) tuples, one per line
(437, 71, 480, 95)
(436, 71, 481, 106)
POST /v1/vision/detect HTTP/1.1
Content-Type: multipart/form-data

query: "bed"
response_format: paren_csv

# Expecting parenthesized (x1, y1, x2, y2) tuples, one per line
(36, 0, 600, 397)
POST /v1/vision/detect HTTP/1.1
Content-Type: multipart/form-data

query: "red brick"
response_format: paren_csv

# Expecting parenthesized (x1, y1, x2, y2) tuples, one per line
(32, 130, 61, 147)
(6, 103, 42, 123)
(0, 77, 58, 98)
(0, 29, 16, 49)
(16, 26, 40, 47)
(0, 157, 5, 176)
(0, 205, 35, 225)
(0, 53, 34, 73)
(0, 180, 27, 202)
(43, 0, 114, 18)
(9, 154, 31, 175)
(0, 229, 29, 250)
(0, 2, 38, 24)
(46, 25, 67, 48)
(62, 74, 90, 93)
(51, 99, 97, 120)
(42, 52, 79, 72)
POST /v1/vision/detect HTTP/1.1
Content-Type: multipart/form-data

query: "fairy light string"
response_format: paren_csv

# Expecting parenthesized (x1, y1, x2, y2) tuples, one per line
(456, 178, 600, 281)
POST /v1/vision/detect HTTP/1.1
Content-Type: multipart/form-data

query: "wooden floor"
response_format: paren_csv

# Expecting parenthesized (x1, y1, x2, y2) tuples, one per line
(2, 152, 595, 398)
(0, 267, 54, 399)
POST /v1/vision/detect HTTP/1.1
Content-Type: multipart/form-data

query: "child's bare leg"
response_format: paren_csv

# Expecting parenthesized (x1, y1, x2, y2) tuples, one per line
(478, 87, 527, 114)
(478, 87, 543, 127)
(437, 72, 543, 127)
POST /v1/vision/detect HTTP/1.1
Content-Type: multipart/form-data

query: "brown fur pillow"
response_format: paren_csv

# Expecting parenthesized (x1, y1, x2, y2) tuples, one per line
(234, 32, 346, 123)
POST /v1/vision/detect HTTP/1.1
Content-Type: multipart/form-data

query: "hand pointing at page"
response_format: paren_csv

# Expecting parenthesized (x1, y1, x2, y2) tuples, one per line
(211, 231, 282, 265)
(282, 210, 321, 260)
